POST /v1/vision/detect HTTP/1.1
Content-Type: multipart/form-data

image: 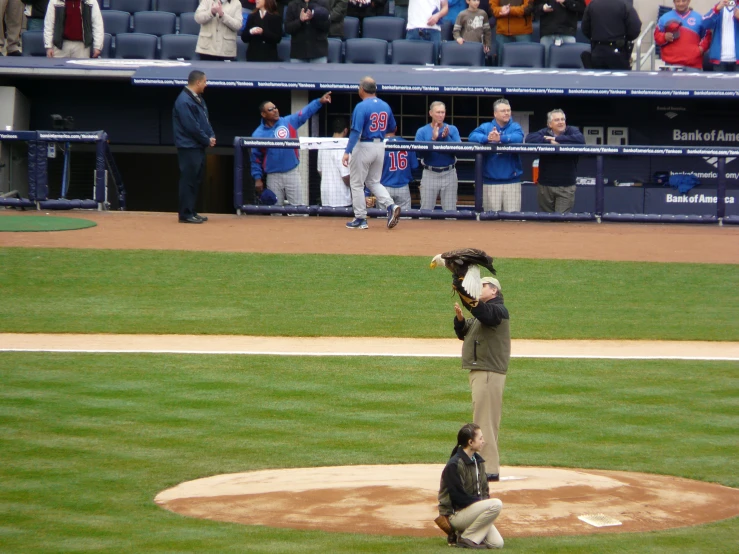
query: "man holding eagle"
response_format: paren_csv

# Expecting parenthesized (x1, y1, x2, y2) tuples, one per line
(432, 248, 511, 485)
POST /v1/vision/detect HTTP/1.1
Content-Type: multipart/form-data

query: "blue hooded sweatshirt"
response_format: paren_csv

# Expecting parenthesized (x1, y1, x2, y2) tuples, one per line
(468, 119, 524, 185)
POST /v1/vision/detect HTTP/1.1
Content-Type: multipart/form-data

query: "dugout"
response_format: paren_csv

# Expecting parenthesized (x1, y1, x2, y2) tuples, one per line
(0, 59, 737, 217)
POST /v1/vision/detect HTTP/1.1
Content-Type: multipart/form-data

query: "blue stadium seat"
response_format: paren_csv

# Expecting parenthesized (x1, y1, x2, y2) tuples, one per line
(155, 0, 197, 15)
(440, 19, 453, 41)
(21, 31, 46, 56)
(391, 39, 434, 65)
(500, 42, 545, 67)
(344, 16, 359, 39)
(101, 33, 114, 57)
(109, 0, 151, 13)
(160, 33, 198, 59)
(114, 32, 158, 58)
(440, 41, 485, 66)
(277, 37, 291, 61)
(101, 10, 131, 35)
(178, 12, 199, 35)
(344, 38, 388, 64)
(236, 38, 247, 61)
(133, 11, 177, 36)
(361, 16, 406, 42)
(327, 37, 343, 63)
(547, 43, 590, 68)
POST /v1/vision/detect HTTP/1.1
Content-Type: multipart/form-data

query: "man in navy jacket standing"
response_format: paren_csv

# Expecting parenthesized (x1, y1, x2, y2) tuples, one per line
(525, 109, 584, 213)
(172, 70, 216, 224)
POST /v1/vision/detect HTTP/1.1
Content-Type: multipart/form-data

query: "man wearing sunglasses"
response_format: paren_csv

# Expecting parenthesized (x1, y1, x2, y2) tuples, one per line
(251, 91, 332, 206)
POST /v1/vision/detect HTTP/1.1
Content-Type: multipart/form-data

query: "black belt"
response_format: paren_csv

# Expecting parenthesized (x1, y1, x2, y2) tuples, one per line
(592, 39, 627, 49)
(424, 164, 455, 173)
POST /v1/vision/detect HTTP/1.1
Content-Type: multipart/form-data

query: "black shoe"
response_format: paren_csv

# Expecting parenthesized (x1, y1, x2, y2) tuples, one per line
(456, 537, 486, 549)
(486, 473, 499, 482)
(7, 51, 21, 57)
(193, 214, 208, 222)
(178, 216, 203, 224)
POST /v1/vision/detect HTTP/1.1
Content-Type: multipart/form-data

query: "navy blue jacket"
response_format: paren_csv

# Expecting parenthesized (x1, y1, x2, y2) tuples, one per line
(173, 88, 214, 149)
(525, 125, 584, 186)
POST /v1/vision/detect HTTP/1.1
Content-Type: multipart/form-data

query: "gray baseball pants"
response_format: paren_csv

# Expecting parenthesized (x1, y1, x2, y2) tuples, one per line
(267, 166, 305, 206)
(482, 183, 521, 212)
(386, 185, 412, 211)
(349, 141, 394, 220)
(420, 168, 458, 211)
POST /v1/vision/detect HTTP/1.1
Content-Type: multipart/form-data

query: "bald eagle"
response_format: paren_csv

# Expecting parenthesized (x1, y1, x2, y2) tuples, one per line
(430, 248, 496, 301)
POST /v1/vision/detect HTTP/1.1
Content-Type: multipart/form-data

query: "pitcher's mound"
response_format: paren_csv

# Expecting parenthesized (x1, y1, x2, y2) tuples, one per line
(155, 465, 739, 538)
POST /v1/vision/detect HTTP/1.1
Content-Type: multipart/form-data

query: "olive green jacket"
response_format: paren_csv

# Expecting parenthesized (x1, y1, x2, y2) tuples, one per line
(438, 448, 490, 516)
(454, 294, 511, 375)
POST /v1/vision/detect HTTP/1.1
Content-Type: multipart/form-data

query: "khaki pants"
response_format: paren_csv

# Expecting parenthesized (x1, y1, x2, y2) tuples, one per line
(537, 184, 576, 213)
(450, 498, 504, 548)
(53, 41, 91, 58)
(469, 370, 506, 474)
(0, 0, 22, 54)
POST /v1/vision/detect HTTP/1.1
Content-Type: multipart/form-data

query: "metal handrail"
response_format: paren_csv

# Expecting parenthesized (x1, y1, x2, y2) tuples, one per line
(633, 20, 657, 71)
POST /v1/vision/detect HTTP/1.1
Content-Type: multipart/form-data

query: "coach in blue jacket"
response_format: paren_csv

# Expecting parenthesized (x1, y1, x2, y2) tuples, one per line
(251, 92, 332, 206)
(525, 109, 585, 214)
(468, 98, 524, 212)
(172, 70, 216, 224)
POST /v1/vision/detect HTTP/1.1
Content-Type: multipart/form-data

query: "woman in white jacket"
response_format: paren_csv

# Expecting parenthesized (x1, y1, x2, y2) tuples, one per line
(195, 0, 244, 60)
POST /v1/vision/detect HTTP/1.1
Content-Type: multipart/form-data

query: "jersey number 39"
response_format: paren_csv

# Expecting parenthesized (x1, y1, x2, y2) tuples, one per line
(369, 112, 388, 132)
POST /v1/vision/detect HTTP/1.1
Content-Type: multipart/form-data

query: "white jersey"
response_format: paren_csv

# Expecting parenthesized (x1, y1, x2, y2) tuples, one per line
(317, 149, 352, 207)
(407, 0, 442, 30)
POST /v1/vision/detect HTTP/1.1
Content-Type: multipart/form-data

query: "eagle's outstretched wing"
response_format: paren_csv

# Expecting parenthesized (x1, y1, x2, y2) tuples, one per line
(430, 248, 497, 301)
(441, 248, 496, 276)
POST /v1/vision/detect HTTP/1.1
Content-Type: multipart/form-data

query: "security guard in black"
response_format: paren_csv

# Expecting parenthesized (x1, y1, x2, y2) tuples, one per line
(582, 0, 642, 70)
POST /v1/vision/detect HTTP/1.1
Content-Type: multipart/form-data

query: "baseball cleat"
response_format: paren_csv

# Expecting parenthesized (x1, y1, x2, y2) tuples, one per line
(346, 218, 368, 229)
(386, 204, 401, 229)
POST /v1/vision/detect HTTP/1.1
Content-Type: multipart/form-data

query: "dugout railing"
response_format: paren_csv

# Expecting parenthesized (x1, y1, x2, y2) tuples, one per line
(233, 138, 739, 225)
(0, 130, 126, 211)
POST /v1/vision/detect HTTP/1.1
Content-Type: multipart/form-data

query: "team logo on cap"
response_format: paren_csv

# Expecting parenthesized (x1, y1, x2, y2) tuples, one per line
(275, 126, 289, 139)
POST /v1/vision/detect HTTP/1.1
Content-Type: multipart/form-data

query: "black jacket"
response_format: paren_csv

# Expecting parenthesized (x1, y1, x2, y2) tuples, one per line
(534, 0, 584, 38)
(328, 0, 347, 38)
(581, 0, 641, 43)
(21, 0, 49, 19)
(284, 0, 331, 60)
(241, 11, 283, 61)
(438, 449, 489, 516)
(525, 125, 585, 186)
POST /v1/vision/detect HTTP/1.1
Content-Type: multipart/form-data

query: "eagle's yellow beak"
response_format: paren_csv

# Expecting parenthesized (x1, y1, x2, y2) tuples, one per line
(430, 261, 437, 269)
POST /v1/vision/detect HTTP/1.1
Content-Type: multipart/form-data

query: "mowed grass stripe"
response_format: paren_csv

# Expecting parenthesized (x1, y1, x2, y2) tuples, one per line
(1, 353, 737, 553)
(1, 248, 737, 340)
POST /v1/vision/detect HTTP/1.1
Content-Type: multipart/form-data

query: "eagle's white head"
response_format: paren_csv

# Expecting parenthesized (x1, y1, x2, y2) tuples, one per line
(430, 254, 444, 269)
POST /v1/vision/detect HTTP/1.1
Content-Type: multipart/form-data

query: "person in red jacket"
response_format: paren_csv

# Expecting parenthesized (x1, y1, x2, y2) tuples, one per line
(655, 0, 711, 70)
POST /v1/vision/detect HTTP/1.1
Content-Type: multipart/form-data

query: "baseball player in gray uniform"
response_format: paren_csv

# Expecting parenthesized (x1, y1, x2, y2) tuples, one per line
(415, 101, 461, 212)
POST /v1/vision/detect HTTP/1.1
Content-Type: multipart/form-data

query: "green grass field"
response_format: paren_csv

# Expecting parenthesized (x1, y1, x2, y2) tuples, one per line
(1, 246, 738, 553)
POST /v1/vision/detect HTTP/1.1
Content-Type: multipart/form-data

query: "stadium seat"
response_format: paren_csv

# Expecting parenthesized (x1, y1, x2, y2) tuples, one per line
(114, 32, 158, 58)
(178, 12, 199, 35)
(133, 11, 177, 36)
(500, 42, 545, 67)
(160, 33, 198, 59)
(344, 16, 359, 39)
(440, 19, 453, 41)
(391, 39, 434, 65)
(277, 37, 291, 61)
(101, 10, 132, 35)
(109, 0, 151, 13)
(344, 38, 388, 64)
(155, 0, 197, 15)
(236, 38, 247, 61)
(547, 43, 590, 68)
(20, 31, 46, 56)
(327, 37, 343, 63)
(101, 33, 114, 57)
(361, 16, 406, 42)
(440, 41, 485, 66)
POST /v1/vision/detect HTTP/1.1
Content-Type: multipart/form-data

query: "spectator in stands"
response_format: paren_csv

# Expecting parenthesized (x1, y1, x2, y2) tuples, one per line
(194, 0, 244, 61)
(328, 0, 348, 38)
(173, 70, 215, 224)
(394, 0, 410, 22)
(535, 0, 585, 65)
(468, 98, 524, 212)
(21, 0, 49, 32)
(581, 0, 641, 70)
(317, 117, 352, 207)
(702, 0, 739, 71)
(285, 0, 331, 62)
(525, 109, 584, 213)
(406, 0, 448, 62)
(490, 0, 534, 52)
(381, 130, 419, 210)
(654, 0, 711, 70)
(347, 0, 385, 27)
(453, 0, 492, 55)
(1, 0, 22, 56)
(415, 101, 461, 212)
(43, 0, 103, 58)
(444, 0, 466, 25)
(251, 91, 332, 206)
(242, 0, 283, 61)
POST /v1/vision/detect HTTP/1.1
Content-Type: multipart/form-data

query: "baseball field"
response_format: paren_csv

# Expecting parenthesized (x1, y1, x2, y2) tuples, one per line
(1, 212, 738, 553)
